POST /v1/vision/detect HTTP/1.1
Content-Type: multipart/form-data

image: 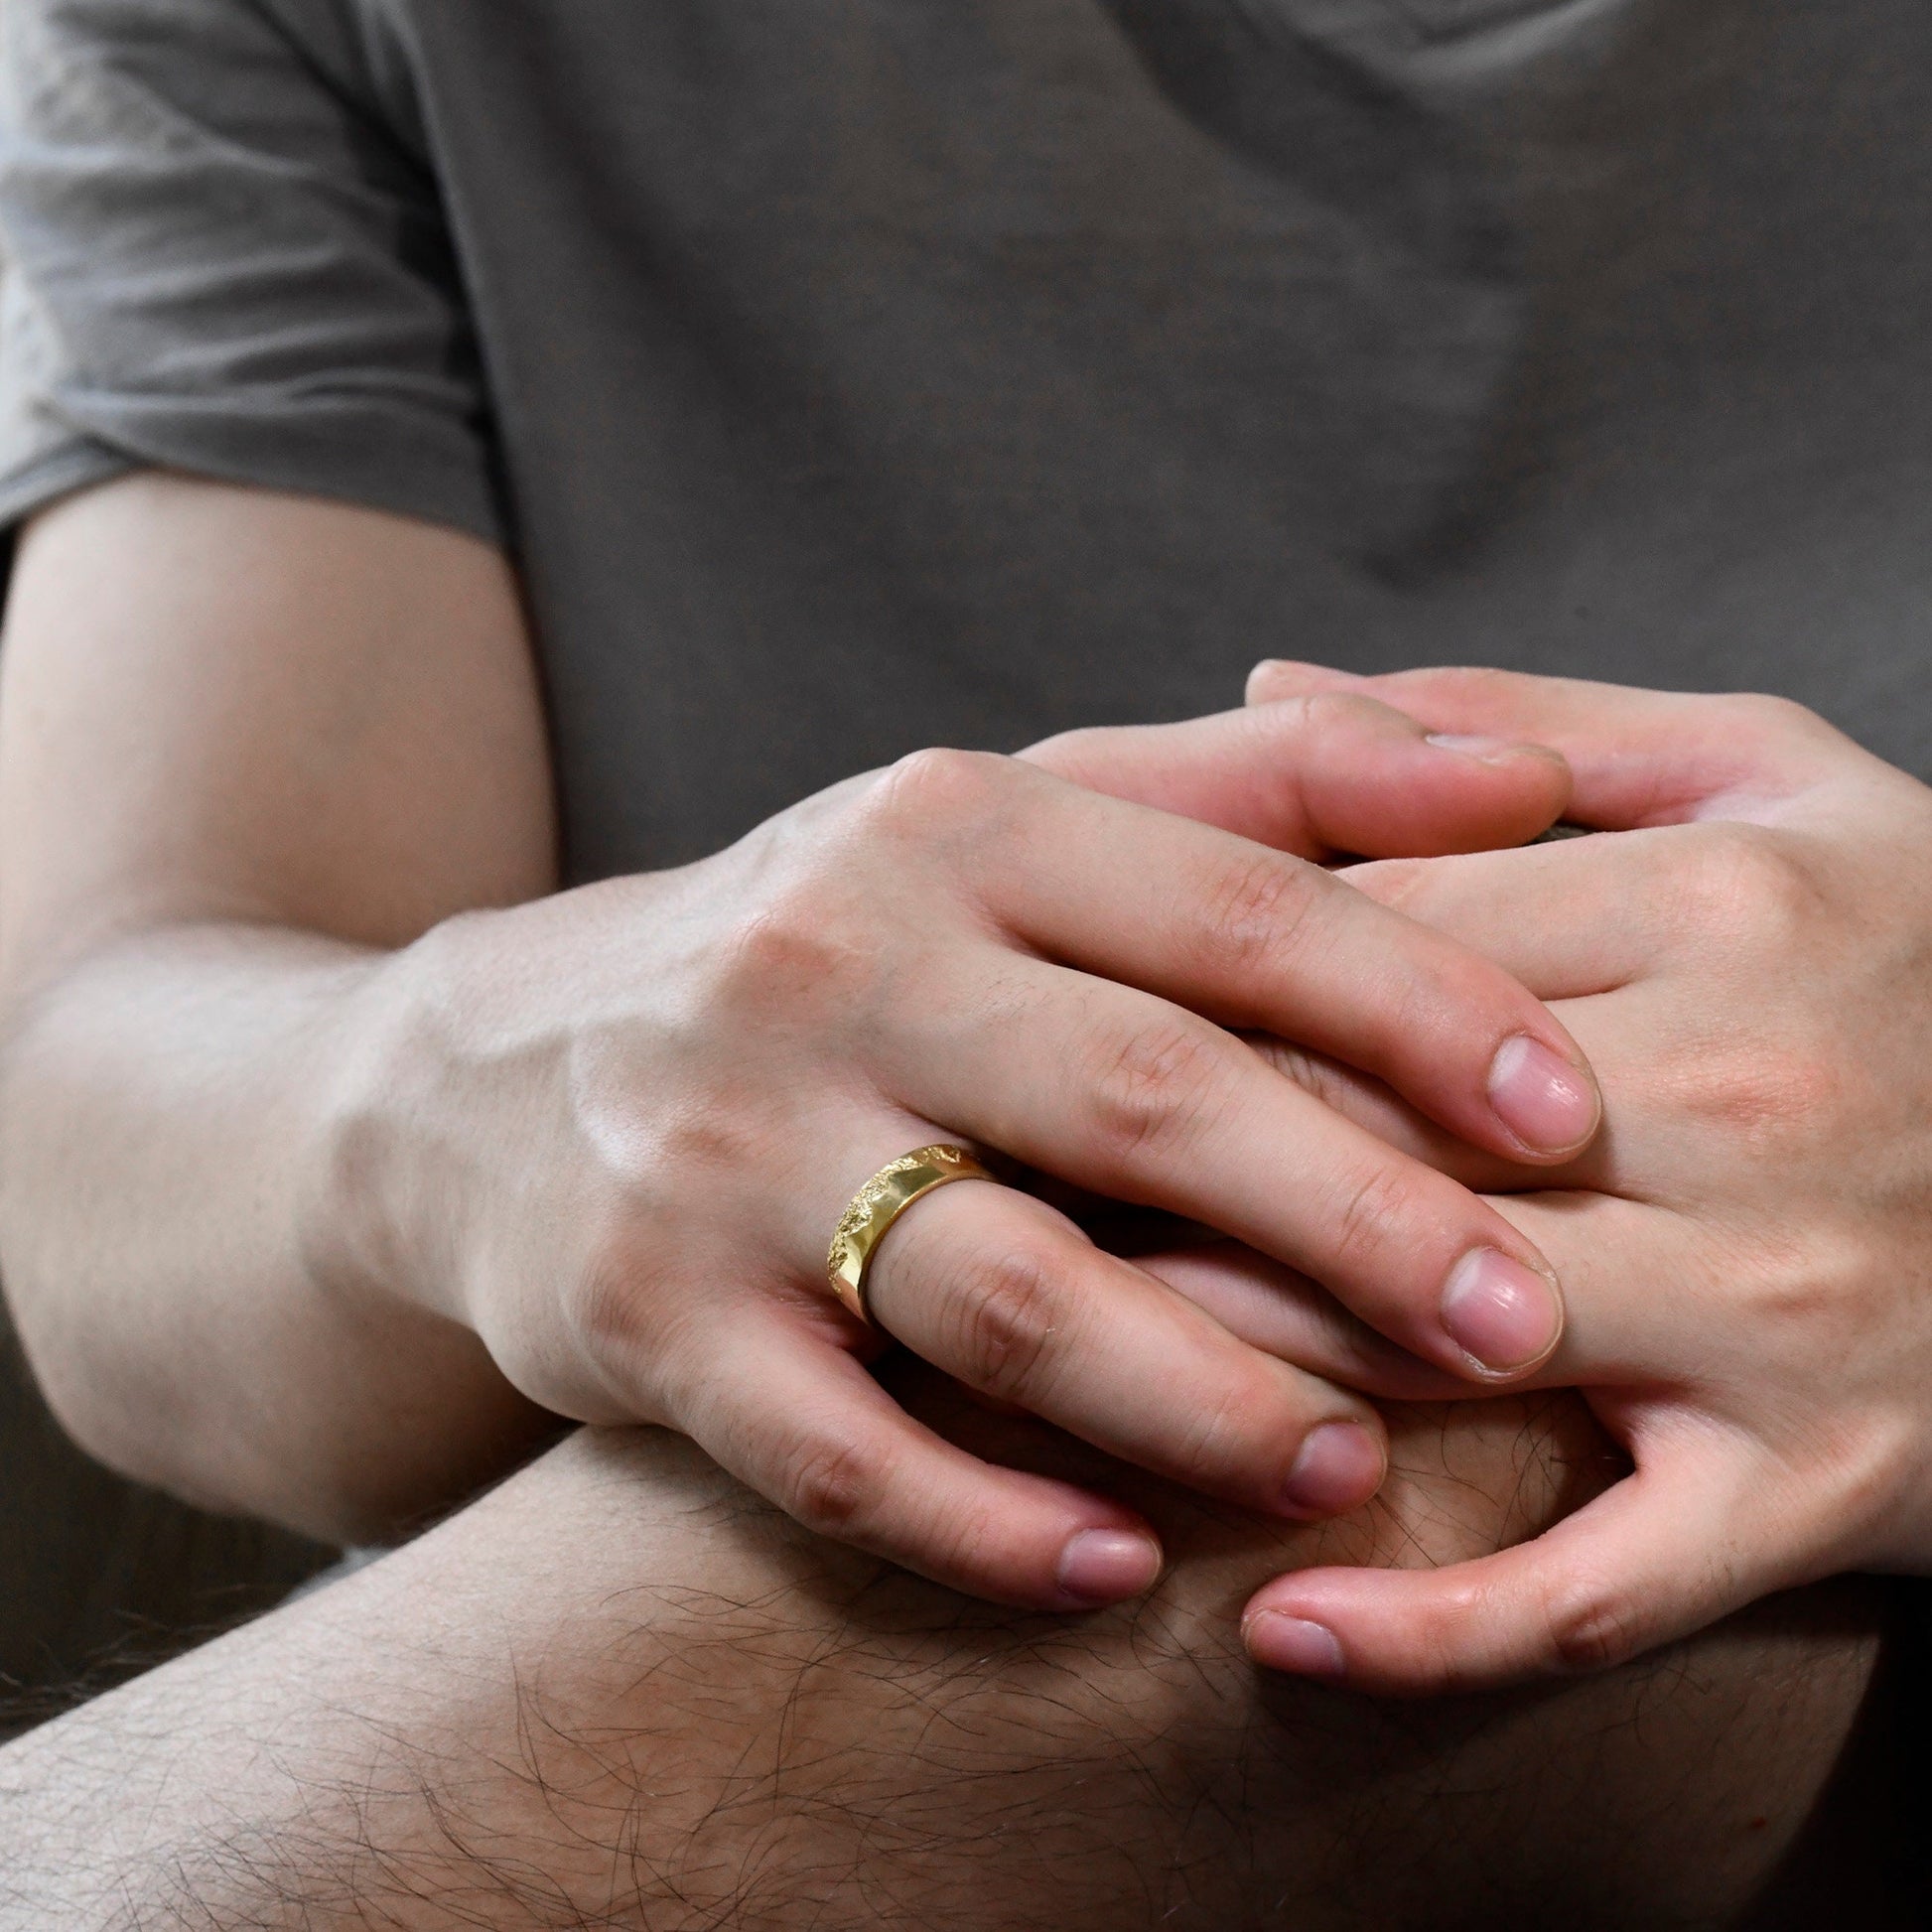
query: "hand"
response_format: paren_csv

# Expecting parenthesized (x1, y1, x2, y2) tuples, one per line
(318, 695, 1600, 1609)
(1230, 661, 1932, 1692)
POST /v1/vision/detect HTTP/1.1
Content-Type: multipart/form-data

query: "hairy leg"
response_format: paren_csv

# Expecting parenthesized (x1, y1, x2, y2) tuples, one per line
(0, 1375, 1905, 1931)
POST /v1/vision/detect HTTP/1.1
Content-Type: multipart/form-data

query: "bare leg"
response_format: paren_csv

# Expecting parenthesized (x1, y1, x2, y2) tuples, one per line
(0, 1377, 1906, 1930)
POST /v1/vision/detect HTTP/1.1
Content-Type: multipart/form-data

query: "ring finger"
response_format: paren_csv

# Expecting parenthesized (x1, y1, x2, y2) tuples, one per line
(858, 1170, 1393, 1523)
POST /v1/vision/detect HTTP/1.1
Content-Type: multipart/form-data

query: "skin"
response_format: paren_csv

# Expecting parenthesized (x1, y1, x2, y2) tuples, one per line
(1230, 661, 1932, 1693)
(0, 1374, 1909, 1931)
(0, 474, 1600, 1603)
(6, 472, 1922, 1726)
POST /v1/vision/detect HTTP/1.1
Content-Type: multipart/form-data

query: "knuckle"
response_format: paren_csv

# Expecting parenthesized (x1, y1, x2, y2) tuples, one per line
(712, 893, 879, 1014)
(1393, 943, 1511, 1046)
(1165, 1371, 1275, 1491)
(567, 1026, 771, 1184)
(1816, 1415, 1912, 1536)
(1261, 688, 1379, 743)
(942, 1244, 1064, 1398)
(562, 1225, 660, 1370)
(1082, 1016, 1230, 1169)
(1319, 1157, 1427, 1279)
(1687, 1035, 1843, 1150)
(865, 745, 1010, 837)
(1300, 689, 1377, 731)
(655, 1091, 770, 1179)
(1683, 823, 1821, 945)
(1542, 1583, 1645, 1675)
(1730, 1228, 1850, 1330)
(1195, 851, 1324, 979)
(778, 1426, 896, 1540)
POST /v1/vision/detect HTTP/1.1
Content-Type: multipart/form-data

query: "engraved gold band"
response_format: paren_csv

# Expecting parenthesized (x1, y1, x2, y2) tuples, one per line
(826, 1144, 994, 1324)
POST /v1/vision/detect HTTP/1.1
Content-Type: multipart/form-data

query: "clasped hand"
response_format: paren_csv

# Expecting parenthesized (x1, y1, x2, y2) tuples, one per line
(320, 695, 1598, 1609)
(1234, 663, 1932, 1692)
(330, 654, 1931, 1692)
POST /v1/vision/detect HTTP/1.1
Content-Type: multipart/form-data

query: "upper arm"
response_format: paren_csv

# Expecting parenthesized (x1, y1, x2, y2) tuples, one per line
(0, 473, 556, 1004)
(0, 0, 543, 999)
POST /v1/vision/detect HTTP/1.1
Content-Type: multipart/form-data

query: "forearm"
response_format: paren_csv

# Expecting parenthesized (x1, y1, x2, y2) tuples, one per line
(0, 479, 565, 1541)
(0, 920, 552, 1543)
(0, 1384, 1892, 1932)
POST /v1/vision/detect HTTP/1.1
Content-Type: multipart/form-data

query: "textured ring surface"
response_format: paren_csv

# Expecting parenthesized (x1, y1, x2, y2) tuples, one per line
(825, 1144, 994, 1323)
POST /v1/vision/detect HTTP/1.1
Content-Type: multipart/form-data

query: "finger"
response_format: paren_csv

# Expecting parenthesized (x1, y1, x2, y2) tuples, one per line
(1242, 1035, 1508, 1186)
(1338, 835, 1672, 997)
(865, 1180, 1393, 1521)
(888, 959, 1572, 1383)
(1022, 693, 1571, 859)
(1244, 1021, 1638, 1198)
(1485, 1190, 1714, 1382)
(1245, 660, 1865, 828)
(1240, 1428, 1774, 1693)
(1134, 1242, 1468, 1401)
(672, 1318, 1169, 1610)
(974, 762, 1602, 1166)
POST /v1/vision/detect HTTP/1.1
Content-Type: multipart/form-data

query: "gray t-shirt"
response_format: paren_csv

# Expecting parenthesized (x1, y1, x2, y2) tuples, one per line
(2, 0, 1929, 885)
(5, 1, 1932, 1759)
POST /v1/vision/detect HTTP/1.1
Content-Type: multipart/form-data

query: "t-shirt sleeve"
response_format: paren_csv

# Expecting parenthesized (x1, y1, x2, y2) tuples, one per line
(0, 0, 503, 545)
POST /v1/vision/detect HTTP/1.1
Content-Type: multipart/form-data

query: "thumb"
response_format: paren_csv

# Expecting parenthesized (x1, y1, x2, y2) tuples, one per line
(1023, 694, 1571, 859)
(1246, 660, 1860, 829)
(1240, 1434, 1776, 1695)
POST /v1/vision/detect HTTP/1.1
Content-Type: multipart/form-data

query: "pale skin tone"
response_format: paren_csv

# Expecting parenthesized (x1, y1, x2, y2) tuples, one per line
(5, 471, 1930, 1708)
(1234, 660, 1932, 1693)
(0, 1373, 1910, 1930)
(0, 473, 1602, 1603)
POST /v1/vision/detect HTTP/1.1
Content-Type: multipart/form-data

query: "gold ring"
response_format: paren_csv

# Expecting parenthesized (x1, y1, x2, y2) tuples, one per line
(826, 1144, 995, 1323)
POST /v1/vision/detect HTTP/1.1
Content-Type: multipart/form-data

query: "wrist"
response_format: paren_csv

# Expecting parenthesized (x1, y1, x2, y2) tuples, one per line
(300, 910, 496, 1332)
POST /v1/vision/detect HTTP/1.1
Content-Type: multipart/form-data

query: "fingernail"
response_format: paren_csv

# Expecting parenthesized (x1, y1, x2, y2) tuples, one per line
(1428, 732, 1571, 769)
(1427, 731, 1520, 759)
(1281, 1422, 1384, 1518)
(1487, 1034, 1599, 1154)
(1441, 1248, 1563, 1373)
(1056, 1528, 1163, 1605)
(1244, 1610, 1346, 1679)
